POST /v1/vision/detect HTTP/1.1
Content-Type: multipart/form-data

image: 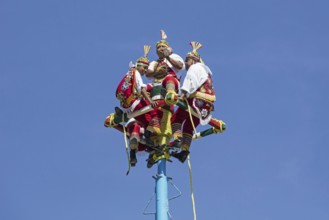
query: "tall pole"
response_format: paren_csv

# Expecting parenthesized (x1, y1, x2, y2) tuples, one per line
(156, 158, 169, 220)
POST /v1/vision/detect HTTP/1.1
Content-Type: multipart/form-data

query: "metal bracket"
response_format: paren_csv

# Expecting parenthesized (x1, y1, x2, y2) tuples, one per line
(143, 192, 156, 216)
(142, 176, 182, 217)
(168, 178, 182, 201)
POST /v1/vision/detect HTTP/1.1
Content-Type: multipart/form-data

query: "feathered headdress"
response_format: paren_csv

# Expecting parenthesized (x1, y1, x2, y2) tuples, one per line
(186, 41, 203, 63)
(136, 45, 151, 66)
(156, 29, 170, 48)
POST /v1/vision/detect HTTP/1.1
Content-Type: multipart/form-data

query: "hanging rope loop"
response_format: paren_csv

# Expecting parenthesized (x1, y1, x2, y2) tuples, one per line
(122, 115, 131, 175)
(185, 99, 197, 220)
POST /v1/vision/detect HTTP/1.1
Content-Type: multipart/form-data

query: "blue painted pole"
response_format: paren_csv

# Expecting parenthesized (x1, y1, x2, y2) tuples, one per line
(155, 158, 169, 220)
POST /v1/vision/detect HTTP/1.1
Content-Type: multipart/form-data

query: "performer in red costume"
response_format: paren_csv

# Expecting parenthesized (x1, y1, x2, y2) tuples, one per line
(115, 45, 158, 166)
(171, 42, 217, 163)
(143, 30, 185, 168)
(145, 30, 185, 135)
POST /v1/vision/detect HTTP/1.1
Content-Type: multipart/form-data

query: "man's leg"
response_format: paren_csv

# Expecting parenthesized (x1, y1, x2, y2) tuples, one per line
(172, 114, 200, 163)
(128, 122, 141, 167)
(171, 107, 188, 149)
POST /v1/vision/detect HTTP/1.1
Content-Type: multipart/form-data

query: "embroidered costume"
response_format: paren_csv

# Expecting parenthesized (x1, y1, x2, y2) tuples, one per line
(146, 30, 184, 146)
(115, 46, 156, 166)
(171, 42, 216, 163)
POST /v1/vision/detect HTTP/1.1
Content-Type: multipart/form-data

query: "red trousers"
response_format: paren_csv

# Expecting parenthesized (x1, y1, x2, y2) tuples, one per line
(171, 105, 200, 136)
(133, 99, 155, 128)
(127, 122, 147, 151)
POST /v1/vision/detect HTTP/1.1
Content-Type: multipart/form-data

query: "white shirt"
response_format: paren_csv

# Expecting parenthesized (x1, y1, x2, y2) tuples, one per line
(148, 53, 185, 79)
(134, 69, 146, 93)
(181, 63, 212, 96)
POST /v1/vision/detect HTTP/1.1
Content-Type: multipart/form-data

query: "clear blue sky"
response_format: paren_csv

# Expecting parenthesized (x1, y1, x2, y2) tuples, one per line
(1, 0, 329, 219)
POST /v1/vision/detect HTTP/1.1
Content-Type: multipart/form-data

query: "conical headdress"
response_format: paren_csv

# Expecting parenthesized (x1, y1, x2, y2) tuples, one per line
(186, 41, 203, 63)
(136, 45, 151, 66)
(156, 29, 170, 48)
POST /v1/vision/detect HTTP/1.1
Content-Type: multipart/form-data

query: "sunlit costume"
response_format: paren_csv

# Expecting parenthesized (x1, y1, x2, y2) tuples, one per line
(171, 42, 216, 163)
(115, 46, 156, 166)
(145, 30, 185, 167)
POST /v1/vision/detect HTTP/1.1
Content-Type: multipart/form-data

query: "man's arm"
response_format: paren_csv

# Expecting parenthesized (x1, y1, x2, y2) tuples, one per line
(141, 87, 158, 108)
(146, 60, 167, 78)
(146, 69, 156, 78)
(179, 90, 187, 100)
(165, 55, 183, 70)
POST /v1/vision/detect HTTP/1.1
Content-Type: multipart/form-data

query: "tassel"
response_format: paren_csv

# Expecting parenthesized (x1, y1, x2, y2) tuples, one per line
(190, 41, 202, 52)
(144, 45, 151, 57)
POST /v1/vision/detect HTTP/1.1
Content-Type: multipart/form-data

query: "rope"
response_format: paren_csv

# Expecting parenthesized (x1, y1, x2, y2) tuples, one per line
(186, 99, 197, 135)
(122, 115, 131, 175)
(187, 155, 197, 220)
(185, 99, 197, 220)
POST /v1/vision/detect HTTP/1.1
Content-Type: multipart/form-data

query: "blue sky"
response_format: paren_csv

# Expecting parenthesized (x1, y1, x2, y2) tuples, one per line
(1, 0, 329, 219)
